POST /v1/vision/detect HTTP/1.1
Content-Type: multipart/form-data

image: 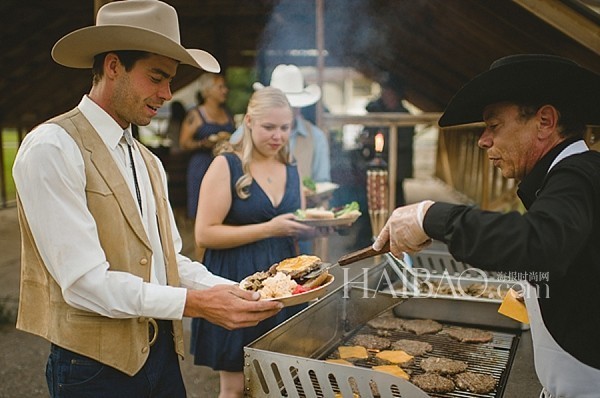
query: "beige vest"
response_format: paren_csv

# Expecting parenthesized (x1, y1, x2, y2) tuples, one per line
(16, 108, 184, 376)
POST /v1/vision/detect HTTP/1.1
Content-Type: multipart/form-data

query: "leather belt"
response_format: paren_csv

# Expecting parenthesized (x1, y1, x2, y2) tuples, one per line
(148, 318, 158, 347)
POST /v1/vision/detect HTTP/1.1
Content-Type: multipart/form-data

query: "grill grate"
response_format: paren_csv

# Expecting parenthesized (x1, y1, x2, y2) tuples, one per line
(322, 321, 518, 398)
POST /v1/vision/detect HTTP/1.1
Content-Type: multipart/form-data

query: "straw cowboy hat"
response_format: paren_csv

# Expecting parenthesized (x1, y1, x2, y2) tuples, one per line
(439, 54, 600, 127)
(51, 0, 220, 72)
(253, 64, 321, 108)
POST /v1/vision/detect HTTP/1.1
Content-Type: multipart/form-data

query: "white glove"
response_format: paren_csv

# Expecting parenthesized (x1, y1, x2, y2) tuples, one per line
(372, 200, 434, 258)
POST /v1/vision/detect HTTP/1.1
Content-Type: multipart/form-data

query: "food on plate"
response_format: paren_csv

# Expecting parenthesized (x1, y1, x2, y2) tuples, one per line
(420, 357, 468, 375)
(390, 339, 433, 356)
(350, 334, 391, 350)
(239, 255, 329, 299)
(372, 365, 410, 380)
(446, 327, 493, 343)
(454, 371, 497, 394)
(338, 345, 369, 360)
(333, 201, 362, 219)
(294, 201, 361, 221)
(270, 255, 322, 279)
(411, 373, 455, 393)
(257, 272, 297, 299)
(400, 318, 443, 335)
(302, 176, 317, 193)
(304, 208, 335, 219)
(375, 350, 414, 365)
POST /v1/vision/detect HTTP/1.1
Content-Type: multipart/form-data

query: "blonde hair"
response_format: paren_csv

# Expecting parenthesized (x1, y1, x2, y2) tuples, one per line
(234, 87, 292, 199)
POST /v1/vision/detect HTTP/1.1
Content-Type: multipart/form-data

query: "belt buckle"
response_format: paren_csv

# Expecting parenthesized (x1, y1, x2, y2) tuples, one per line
(148, 318, 158, 347)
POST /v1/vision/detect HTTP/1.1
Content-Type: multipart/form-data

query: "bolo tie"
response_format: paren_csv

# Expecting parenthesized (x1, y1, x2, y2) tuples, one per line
(123, 129, 143, 215)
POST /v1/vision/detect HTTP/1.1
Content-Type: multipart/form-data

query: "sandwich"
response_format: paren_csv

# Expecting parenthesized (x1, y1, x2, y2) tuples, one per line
(271, 255, 329, 289)
(240, 255, 330, 298)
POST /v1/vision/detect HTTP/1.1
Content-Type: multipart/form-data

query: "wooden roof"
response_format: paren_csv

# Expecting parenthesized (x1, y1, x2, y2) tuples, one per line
(1, 0, 598, 129)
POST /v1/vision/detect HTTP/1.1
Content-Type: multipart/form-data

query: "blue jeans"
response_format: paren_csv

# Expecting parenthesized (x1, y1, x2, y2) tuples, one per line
(45, 320, 186, 398)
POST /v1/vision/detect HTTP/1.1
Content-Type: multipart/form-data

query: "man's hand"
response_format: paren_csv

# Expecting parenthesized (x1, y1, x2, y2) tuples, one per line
(372, 200, 434, 258)
(183, 284, 283, 330)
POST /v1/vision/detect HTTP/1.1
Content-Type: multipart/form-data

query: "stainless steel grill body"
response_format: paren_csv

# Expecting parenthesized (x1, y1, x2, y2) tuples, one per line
(244, 251, 532, 397)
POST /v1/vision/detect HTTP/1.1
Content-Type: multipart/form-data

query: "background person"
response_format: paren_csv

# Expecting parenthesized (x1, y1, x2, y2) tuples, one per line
(363, 73, 414, 207)
(179, 72, 236, 221)
(373, 54, 600, 398)
(11, 2, 282, 397)
(191, 87, 315, 397)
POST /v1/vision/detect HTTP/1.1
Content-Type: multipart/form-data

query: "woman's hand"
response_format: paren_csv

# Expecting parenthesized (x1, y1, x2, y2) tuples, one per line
(267, 213, 315, 238)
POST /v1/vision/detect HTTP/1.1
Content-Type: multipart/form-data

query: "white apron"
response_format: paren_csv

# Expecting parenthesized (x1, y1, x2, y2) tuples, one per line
(523, 283, 600, 398)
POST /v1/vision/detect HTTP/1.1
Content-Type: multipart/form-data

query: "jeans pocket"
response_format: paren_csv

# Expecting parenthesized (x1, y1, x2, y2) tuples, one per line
(55, 350, 106, 395)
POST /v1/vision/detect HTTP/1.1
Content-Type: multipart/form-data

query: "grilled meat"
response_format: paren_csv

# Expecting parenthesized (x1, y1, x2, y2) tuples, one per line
(350, 334, 391, 350)
(455, 371, 497, 394)
(420, 357, 468, 375)
(401, 319, 443, 335)
(391, 339, 433, 356)
(411, 373, 455, 393)
(367, 314, 405, 331)
(446, 327, 493, 343)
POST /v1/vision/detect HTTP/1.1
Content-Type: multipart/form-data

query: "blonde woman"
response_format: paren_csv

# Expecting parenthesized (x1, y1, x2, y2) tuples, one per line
(191, 87, 315, 397)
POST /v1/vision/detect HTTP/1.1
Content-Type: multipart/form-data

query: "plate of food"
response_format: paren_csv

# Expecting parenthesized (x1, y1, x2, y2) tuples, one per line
(239, 255, 334, 307)
(294, 201, 362, 227)
(303, 177, 340, 205)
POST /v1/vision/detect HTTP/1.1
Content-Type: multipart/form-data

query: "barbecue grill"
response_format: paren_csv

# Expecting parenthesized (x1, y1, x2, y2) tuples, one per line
(244, 245, 540, 397)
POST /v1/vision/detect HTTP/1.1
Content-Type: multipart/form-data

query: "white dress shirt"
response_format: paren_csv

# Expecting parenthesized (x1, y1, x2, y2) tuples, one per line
(13, 96, 233, 320)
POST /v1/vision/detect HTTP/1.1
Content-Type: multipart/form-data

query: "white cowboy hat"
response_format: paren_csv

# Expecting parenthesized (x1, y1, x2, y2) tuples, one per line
(51, 0, 220, 72)
(253, 64, 321, 108)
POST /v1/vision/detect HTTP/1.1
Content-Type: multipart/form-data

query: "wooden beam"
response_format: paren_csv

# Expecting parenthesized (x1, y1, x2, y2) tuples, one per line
(513, 0, 600, 54)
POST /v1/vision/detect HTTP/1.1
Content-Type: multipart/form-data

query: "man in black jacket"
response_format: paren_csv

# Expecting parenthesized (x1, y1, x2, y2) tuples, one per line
(373, 54, 600, 397)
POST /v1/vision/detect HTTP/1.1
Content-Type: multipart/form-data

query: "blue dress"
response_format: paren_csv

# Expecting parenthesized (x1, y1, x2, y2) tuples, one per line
(186, 107, 235, 218)
(190, 152, 305, 371)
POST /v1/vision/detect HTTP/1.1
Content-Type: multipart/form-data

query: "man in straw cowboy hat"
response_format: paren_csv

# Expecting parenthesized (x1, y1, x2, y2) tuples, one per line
(12, 1, 282, 396)
(373, 54, 600, 397)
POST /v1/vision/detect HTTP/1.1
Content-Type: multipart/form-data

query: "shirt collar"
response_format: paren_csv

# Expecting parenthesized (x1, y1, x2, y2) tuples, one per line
(78, 95, 130, 150)
(517, 138, 587, 208)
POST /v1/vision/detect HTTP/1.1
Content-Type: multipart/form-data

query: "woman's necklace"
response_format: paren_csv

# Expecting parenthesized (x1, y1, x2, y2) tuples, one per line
(267, 176, 273, 184)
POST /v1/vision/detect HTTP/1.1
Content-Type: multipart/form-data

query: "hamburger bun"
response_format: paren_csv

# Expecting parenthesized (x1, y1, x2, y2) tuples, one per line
(304, 208, 335, 219)
(301, 269, 330, 289)
(273, 255, 322, 279)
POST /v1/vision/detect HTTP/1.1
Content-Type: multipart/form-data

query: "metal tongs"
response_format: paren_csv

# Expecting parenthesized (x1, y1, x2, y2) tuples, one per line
(337, 241, 421, 294)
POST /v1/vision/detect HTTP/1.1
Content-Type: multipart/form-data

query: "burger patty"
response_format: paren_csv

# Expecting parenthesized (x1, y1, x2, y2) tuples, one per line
(391, 339, 433, 356)
(350, 334, 391, 350)
(401, 319, 443, 335)
(455, 371, 497, 394)
(446, 327, 493, 343)
(367, 315, 405, 331)
(411, 373, 455, 393)
(420, 357, 468, 375)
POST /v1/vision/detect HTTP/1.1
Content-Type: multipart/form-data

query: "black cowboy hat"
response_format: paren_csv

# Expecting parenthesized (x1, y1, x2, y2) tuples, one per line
(439, 54, 600, 127)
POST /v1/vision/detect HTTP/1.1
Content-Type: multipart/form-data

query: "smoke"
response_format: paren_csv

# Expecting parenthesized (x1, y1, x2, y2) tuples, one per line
(257, 0, 425, 81)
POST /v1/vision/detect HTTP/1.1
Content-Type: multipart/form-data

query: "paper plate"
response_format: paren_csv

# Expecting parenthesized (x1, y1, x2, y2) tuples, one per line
(240, 274, 335, 307)
(294, 214, 360, 228)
